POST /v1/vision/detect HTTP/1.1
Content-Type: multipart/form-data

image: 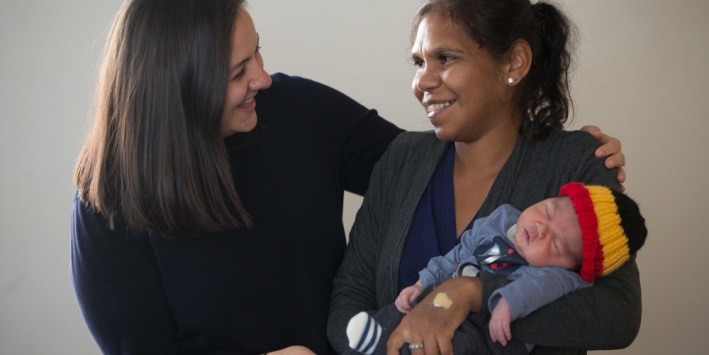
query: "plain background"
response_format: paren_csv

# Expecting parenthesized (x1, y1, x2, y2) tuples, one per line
(1, 0, 707, 354)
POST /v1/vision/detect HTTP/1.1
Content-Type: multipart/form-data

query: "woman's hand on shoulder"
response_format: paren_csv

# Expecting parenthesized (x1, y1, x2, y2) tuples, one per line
(581, 125, 627, 192)
(269, 346, 315, 355)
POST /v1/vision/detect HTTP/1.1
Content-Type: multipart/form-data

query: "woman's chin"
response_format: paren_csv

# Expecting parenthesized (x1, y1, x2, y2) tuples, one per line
(432, 126, 460, 143)
(220, 113, 258, 137)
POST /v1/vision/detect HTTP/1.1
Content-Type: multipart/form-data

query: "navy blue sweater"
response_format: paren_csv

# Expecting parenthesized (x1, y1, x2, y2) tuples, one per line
(71, 73, 403, 355)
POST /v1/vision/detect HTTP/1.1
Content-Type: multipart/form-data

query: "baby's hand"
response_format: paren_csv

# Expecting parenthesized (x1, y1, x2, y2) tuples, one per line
(395, 281, 424, 314)
(489, 297, 512, 346)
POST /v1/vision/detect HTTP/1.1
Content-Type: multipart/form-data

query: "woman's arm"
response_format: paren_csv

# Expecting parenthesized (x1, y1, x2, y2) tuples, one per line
(289, 75, 403, 195)
(327, 144, 393, 354)
(71, 195, 188, 354)
(387, 277, 484, 354)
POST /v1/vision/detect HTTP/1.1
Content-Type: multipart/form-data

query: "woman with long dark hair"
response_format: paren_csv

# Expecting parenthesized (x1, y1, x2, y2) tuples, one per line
(71, 0, 626, 354)
(71, 1, 402, 354)
(328, 1, 639, 354)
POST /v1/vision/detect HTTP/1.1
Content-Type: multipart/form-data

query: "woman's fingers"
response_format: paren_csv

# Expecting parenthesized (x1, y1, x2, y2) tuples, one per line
(580, 125, 604, 143)
(423, 334, 440, 355)
(604, 151, 626, 169)
(616, 166, 626, 192)
(616, 166, 627, 183)
(580, 125, 622, 158)
(594, 134, 622, 159)
(580, 125, 627, 189)
(436, 335, 454, 355)
(274, 345, 316, 355)
(387, 326, 408, 355)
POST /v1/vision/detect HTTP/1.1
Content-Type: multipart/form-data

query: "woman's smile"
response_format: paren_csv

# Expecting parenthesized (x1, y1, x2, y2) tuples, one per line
(236, 97, 256, 111)
(425, 100, 456, 118)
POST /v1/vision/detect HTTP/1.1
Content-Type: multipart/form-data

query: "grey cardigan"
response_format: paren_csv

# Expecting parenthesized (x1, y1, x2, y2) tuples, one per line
(328, 124, 641, 355)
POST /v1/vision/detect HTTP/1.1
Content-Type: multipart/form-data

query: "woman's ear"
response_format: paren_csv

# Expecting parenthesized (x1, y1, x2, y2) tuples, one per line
(505, 39, 532, 86)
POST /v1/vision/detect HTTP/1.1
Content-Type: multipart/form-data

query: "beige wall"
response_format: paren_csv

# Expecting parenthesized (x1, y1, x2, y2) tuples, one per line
(1, 0, 707, 354)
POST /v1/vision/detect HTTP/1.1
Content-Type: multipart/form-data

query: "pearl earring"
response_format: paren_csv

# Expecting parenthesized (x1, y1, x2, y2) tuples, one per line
(507, 77, 518, 85)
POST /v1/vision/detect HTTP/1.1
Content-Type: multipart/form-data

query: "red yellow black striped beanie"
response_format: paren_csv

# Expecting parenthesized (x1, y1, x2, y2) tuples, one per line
(559, 183, 647, 283)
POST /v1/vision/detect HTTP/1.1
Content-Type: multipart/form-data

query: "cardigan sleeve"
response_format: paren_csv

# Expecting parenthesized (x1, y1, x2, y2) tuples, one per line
(327, 139, 395, 354)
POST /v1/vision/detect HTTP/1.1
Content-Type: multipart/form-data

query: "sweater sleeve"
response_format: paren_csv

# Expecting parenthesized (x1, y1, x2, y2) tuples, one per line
(488, 267, 591, 321)
(290, 76, 403, 196)
(473, 135, 642, 352)
(71, 195, 188, 355)
(419, 245, 463, 288)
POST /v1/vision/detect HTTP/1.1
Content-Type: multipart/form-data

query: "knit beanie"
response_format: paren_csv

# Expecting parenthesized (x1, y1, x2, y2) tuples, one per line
(558, 183, 647, 283)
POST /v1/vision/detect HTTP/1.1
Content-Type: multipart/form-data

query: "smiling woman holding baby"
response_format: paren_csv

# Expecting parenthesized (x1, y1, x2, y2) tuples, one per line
(327, 0, 641, 354)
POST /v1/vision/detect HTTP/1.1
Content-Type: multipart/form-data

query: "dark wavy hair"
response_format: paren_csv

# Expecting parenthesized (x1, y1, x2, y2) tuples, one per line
(413, 0, 578, 140)
(74, 0, 256, 238)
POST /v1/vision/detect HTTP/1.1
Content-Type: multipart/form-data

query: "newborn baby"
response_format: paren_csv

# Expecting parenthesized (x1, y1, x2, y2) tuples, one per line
(347, 183, 647, 355)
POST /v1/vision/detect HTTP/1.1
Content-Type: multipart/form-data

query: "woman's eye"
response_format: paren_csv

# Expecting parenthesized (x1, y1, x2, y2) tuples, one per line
(413, 60, 424, 68)
(441, 55, 453, 63)
(256, 45, 261, 53)
(232, 68, 246, 81)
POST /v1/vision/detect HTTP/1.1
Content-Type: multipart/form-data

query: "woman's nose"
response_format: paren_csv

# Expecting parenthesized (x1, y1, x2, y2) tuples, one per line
(415, 65, 440, 93)
(249, 61, 272, 92)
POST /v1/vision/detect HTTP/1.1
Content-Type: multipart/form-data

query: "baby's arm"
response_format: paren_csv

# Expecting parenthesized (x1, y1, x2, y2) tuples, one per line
(395, 281, 424, 314)
(488, 267, 591, 343)
(418, 241, 471, 289)
(489, 297, 513, 345)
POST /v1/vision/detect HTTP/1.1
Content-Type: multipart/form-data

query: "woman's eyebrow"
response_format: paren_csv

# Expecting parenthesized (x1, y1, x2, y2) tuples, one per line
(431, 46, 465, 55)
(410, 46, 465, 60)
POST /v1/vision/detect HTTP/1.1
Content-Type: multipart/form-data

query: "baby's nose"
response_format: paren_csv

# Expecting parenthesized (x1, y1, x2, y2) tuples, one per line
(537, 223, 549, 239)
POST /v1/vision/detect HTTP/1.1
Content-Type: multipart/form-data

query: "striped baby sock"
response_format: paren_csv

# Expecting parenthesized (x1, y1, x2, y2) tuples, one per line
(347, 312, 385, 355)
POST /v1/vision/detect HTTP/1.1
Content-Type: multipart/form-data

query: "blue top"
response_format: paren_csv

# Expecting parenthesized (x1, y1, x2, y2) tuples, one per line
(398, 144, 478, 292)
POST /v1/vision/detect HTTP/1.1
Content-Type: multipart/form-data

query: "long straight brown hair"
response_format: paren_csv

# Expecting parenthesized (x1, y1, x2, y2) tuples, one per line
(74, 0, 256, 238)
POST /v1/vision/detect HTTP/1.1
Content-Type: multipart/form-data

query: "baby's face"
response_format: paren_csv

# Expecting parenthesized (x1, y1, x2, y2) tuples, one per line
(514, 196, 583, 270)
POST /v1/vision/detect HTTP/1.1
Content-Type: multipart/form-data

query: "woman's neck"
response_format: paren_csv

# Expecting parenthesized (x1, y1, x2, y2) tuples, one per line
(453, 116, 522, 175)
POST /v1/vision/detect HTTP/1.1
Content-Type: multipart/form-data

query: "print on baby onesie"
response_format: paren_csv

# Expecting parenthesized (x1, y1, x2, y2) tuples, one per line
(473, 236, 528, 277)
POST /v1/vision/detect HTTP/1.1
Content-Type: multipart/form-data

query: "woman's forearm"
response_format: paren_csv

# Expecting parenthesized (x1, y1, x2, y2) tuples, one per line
(386, 277, 484, 354)
(428, 276, 484, 313)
